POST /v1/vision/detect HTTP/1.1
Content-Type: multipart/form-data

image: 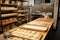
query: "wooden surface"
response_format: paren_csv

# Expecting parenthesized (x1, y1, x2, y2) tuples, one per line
(28, 18, 54, 27)
(9, 18, 54, 40)
(27, 18, 54, 40)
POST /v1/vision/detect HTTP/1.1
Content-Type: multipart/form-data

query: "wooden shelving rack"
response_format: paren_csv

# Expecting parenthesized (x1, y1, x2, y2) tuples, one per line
(17, 0, 30, 25)
(0, 0, 18, 33)
(0, 0, 30, 32)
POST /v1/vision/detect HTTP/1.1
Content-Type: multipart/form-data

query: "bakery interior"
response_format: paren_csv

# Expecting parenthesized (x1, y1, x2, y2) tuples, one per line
(0, 0, 60, 40)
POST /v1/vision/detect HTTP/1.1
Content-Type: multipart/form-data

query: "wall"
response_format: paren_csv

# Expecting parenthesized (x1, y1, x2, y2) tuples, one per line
(28, 0, 34, 6)
(28, 0, 53, 5)
(22, 0, 34, 6)
(42, 0, 45, 3)
(34, 0, 45, 5)
(50, 0, 54, 3)
(34, 0, 41, 5)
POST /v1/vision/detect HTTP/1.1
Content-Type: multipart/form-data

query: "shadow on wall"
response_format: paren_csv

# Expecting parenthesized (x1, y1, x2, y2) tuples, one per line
(45, 0, 50, 3)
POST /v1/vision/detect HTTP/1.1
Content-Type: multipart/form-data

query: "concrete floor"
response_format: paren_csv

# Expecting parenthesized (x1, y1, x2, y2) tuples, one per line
(45, 19, 60, 40)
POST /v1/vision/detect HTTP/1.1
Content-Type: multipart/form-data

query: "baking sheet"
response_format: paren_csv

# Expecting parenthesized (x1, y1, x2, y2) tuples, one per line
(22, 24, 48, 32)
(10, 28, 42, 40)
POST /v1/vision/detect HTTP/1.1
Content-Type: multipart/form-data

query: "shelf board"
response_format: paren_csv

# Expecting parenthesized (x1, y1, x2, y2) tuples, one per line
(2, 20, 18, 26)
(18, 10, 29, 12)
(1, 10, 17, 12)
(0, 3, 17, 7)
(22, 19, 27, 21)
(18, 6, 31, 8)
(1, 13, 17, 18)
(18, 14, 28, 17)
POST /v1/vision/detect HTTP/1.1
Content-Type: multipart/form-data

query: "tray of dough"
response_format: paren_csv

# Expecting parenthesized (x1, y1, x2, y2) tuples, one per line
(22, 24, 48, 32)
(10, 28, 42, 40)
(27, 21, 50, 26)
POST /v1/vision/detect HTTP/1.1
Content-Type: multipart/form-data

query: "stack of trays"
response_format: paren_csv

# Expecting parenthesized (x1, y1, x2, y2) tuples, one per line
(10, 28, 42, 40)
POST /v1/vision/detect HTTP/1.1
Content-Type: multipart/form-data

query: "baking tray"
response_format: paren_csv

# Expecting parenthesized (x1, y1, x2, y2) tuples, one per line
(22, 24, 48, 32)
(10, 28, 43, 40)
